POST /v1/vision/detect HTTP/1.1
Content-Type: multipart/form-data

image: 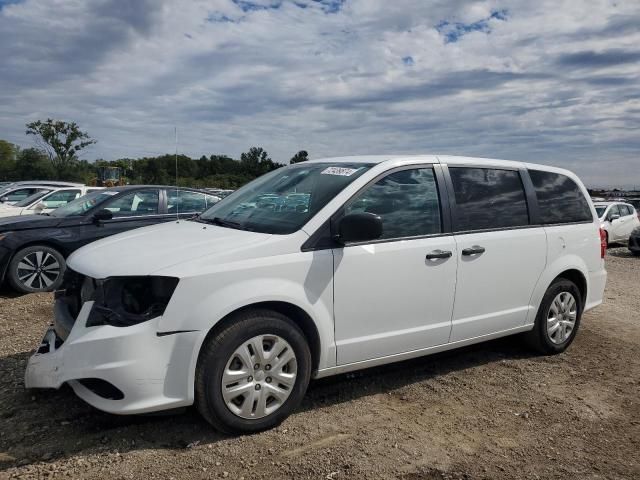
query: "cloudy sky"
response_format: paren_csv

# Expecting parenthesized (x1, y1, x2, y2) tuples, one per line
(0, 0, 639, 187)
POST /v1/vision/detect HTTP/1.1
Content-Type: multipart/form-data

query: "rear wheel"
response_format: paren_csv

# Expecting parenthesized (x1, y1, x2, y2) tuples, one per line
(195, 309, 312, 434)
(525, 278, 582, 354)
(7, 245, 65, 294)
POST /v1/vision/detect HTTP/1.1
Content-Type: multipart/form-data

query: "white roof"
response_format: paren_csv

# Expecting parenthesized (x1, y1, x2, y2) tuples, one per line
(306, 154, 566, 174)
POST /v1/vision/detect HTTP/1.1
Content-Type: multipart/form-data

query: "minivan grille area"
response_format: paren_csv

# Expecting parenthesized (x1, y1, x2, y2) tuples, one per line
(54, 268, 95, 335)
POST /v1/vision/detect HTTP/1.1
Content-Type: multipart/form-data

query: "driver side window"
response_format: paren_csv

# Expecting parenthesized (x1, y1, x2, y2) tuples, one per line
(344, 168, 442, 240)
(104, 190, 159, 218)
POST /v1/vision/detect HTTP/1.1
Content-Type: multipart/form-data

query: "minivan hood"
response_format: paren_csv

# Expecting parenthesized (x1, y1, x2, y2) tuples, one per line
(67, 220, 275, 278)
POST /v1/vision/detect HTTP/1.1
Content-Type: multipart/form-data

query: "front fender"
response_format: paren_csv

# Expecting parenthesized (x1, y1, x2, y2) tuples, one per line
(158, 250, 335, 404)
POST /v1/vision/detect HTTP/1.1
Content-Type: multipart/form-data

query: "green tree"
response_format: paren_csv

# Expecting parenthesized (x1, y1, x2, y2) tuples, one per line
(0, 139, 19, 180)
(290, 150, 309, 164)
(14, 148, 54, 180)
(25, 119, 96, 179)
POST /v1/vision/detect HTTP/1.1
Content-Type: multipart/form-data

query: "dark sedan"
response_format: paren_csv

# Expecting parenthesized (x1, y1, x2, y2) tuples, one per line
(0, 186, 220, 293)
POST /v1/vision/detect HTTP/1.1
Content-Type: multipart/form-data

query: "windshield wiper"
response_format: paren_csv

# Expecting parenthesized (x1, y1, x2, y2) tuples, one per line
(196, 216, 253, 231)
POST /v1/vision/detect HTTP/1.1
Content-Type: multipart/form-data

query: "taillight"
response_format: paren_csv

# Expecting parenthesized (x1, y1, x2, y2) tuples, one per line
(599, 228, 607, 258)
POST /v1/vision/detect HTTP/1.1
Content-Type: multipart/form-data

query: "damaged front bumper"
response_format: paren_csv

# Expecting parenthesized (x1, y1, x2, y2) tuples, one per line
(25, 298, 198, 415)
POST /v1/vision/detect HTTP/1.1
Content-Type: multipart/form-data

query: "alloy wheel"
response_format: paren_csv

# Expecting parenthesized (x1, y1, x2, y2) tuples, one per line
(547, 291, 577, 344)
(16, 250, 61, 290)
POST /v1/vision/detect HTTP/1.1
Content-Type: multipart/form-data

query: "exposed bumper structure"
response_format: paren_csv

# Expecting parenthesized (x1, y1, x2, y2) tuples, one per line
(25, 300, 198, 414)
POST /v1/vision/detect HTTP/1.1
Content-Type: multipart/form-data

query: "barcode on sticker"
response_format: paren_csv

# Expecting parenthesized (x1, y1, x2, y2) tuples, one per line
(321, 167, 359, 176)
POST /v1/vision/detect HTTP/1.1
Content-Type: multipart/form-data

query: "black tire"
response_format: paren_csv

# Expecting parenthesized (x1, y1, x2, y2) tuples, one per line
(631, 250, 640, 257)
(195, 309, 312, 434)
(525, 278, 582, 355)
(7, 245, 66, 294)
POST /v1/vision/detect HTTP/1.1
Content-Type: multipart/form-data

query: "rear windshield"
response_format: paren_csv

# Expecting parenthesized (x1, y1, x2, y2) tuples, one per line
(198, 163, 372, 234)
(595, 206, 607, 218)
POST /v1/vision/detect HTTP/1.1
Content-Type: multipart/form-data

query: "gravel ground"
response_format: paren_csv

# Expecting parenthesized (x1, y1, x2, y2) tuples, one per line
(1, 248, 638, 480)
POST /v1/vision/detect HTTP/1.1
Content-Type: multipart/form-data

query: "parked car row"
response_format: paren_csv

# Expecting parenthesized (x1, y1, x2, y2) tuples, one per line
(23, 155, 607, 434)
(0, 186, 220, 293)
(0, 185, 104, 218)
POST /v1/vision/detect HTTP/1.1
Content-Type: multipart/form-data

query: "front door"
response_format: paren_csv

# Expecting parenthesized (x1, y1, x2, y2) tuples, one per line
(333, 166, 457, 365)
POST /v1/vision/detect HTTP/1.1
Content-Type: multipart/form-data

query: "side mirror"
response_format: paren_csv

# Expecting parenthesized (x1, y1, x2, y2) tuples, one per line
(33, 202, 46, 213)
(0, 197, 8, 203)
(609, 213, 620, 222)
(335, 212, 383, 244)
(93, 209, 113, 223)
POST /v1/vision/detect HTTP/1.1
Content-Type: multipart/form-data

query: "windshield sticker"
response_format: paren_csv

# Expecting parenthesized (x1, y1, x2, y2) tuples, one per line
(321, 167, 360, 177)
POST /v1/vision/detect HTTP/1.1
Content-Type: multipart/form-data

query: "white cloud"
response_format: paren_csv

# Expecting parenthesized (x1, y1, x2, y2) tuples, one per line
(0, 0, 639, 186)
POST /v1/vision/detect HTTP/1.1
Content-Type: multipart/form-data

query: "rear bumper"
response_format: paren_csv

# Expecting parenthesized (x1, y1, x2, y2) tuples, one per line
(585, 268, 607, 312)
(25, 300, 198, 414)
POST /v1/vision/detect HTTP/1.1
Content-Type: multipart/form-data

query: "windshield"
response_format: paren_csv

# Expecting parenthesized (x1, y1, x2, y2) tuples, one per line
(14, 190, 52, 207)
(595, 206, 607, 218)
(51, 190, 118, 217)
(198, 163, 373, 234)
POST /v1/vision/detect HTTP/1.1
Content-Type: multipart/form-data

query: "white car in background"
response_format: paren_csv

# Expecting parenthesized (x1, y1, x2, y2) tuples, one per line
(594, 201, 640, 245)
(0, 186, 102, 218)
(0, 181, 84, 205)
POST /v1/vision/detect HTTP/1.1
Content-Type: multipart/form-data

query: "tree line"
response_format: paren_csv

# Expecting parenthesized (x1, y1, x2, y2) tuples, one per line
(0, 119, 309, 189)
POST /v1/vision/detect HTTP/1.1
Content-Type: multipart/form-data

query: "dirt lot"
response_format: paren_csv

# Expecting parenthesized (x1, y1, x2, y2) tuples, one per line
(0, 248, 638, 480)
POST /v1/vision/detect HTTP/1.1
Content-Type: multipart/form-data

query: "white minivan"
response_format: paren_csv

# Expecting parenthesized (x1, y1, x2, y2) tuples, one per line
(25, 155, 607, 433)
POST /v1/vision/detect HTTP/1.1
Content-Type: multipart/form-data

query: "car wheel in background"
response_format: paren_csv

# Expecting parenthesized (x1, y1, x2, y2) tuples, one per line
(7, 245, 66, 294)
(525, 278, 583, 355)
(195, 309, 312, 434)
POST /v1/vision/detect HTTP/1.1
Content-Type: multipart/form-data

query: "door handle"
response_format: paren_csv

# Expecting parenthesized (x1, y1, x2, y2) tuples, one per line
(461, 245, 486, 256)
(426, 249, 452, 260)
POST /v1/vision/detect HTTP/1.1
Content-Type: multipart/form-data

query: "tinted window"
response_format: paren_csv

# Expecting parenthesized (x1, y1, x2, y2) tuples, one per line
(529, 170, 592, 224)
(104, 190, 159, 218)
(608, 205, 620, 219)
(344, 168, 441, 239)
(449, 168, 529, 231)
(595, 206, 607, 218)
(621, 205, 633, 216)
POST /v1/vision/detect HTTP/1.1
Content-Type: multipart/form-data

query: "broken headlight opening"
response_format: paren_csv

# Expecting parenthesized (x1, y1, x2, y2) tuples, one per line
(86, 276, 179, 327)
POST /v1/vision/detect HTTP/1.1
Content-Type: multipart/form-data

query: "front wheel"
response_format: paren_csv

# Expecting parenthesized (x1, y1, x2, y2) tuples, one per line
(7, 245, 66, 293)
(525, 278, 582, 354)
(195, 309, 312, 434)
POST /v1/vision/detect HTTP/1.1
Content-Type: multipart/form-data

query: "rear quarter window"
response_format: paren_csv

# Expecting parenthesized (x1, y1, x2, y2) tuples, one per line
(529, 170, 592, 224)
